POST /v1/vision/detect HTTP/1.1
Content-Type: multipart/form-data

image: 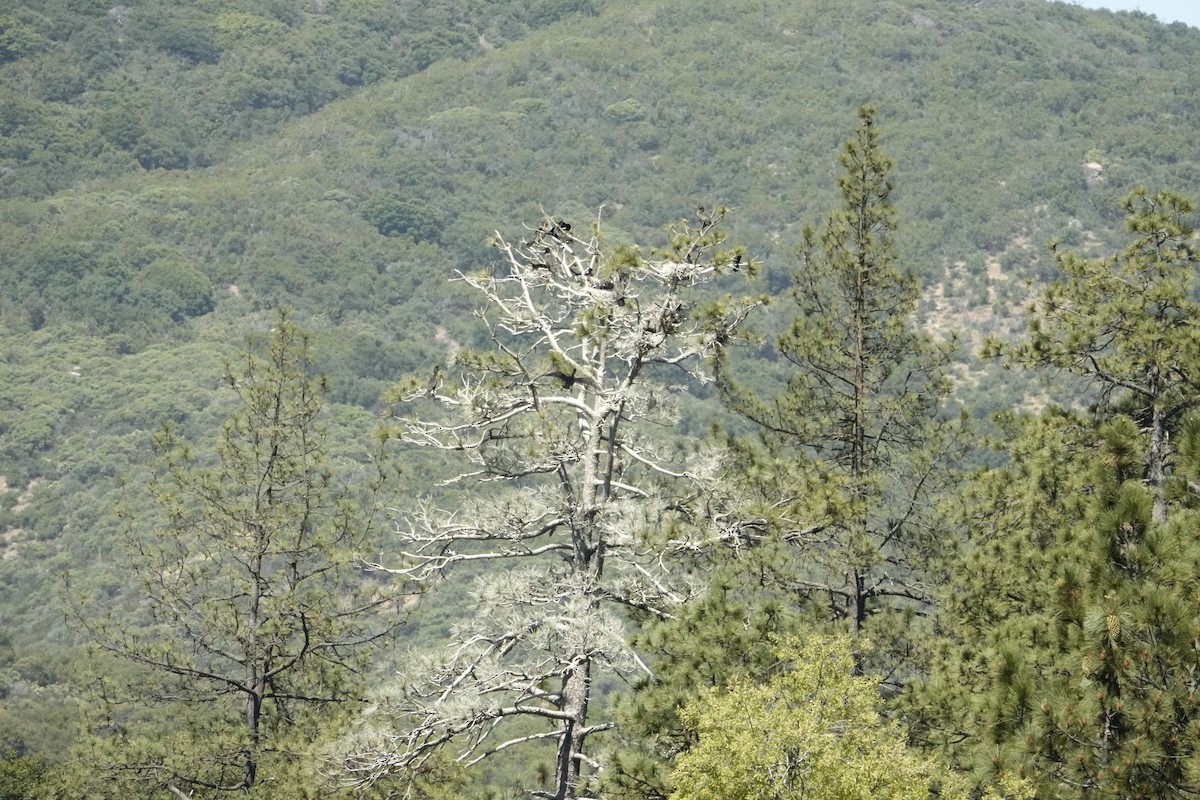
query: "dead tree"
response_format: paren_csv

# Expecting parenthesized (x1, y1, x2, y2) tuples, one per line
(344, 209, 758, 799)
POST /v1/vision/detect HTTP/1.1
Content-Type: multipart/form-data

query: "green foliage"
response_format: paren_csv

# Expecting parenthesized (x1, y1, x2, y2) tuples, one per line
(151, 21, 222, 64)
(359, 191, 444, 243)
(994, 187, 1200, 520)
(9, 234, 213, 334)
(0, 641, 84, 762)
(670, 633, 945, 800)
(3, 0, 1200, 789)
(0, 16, 44, 64)
(605, 565, 801, 800)
(65, 312, 401, 796)
(130, 257, 214, 321)
(0, 754, 50, 800)
(604, 98, 649, 123)
(1017, 417, 1200, 799)
(903, 408, 1097, 782)
(915, 191, 1200, 797)
(926, 411, 1200, 800)
(717, 107, 960, 668)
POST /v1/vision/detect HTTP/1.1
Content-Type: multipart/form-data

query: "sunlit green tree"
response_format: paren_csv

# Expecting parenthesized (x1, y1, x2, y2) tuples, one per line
(670, 633, 945, 800)
(1021, 416, 1200, 799)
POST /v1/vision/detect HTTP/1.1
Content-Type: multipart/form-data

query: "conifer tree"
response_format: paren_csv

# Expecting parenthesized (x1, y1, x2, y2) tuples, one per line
(903, 408, 1096, 778)
(341, 212, 755, 800)
(994, 187, 1200, 523)
(67, 312, 400, 798)
(923, 413, 1200, 800)
(916, 189, 1200, 799)
(717, 107, 959, 662)
(1021, 415, 1200, 799)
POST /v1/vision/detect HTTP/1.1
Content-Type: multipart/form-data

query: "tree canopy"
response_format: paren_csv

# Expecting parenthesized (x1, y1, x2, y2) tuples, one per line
(65, 312, 401, 797)
(3, 2, 1200, 798)
(670, 633, 942, 800)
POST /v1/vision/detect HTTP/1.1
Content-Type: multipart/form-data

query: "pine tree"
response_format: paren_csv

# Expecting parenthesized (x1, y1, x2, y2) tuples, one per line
(916, 189, 1200, 799)
(1023, 415, 1200, 799)
(340, 211, 756, 800)
(994, 187, 1200, 523)
(927, 414, 1200, 800)
(903, 408, 1096, 782)
(67, 311, 400, 798)
(717, 107, 960, 664)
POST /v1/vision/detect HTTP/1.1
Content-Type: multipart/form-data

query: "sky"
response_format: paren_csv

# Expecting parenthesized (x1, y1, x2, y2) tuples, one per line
(1069, 0, 1200, 28)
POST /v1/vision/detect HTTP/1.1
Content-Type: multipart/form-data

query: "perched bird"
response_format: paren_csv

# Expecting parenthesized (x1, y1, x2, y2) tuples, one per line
(426, 364, 444, 396)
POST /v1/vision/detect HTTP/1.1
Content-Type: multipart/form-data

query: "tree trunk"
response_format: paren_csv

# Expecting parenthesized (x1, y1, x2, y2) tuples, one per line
(1147, 403, 1168, 525)
(554, 659, 592, 800)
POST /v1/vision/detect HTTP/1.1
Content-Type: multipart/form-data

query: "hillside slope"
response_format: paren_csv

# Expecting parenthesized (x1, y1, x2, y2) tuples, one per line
(1, 0, 1200, 762)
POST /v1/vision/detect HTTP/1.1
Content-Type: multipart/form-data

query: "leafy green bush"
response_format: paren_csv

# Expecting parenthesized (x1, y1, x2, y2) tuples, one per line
(130, 258, 213, 321)
(0, 16, 44, 65)
(359, 191, 444, 243)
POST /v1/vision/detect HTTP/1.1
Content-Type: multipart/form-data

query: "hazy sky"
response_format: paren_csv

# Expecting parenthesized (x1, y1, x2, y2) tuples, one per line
(1069, 0, 1200, 28)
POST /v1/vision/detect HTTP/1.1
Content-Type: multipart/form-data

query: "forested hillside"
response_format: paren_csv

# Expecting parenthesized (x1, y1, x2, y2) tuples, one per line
(2, 0, 1200, 797)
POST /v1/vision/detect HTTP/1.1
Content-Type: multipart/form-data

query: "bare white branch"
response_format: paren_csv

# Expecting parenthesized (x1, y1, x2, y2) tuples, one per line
(344, 209, 756, 799)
